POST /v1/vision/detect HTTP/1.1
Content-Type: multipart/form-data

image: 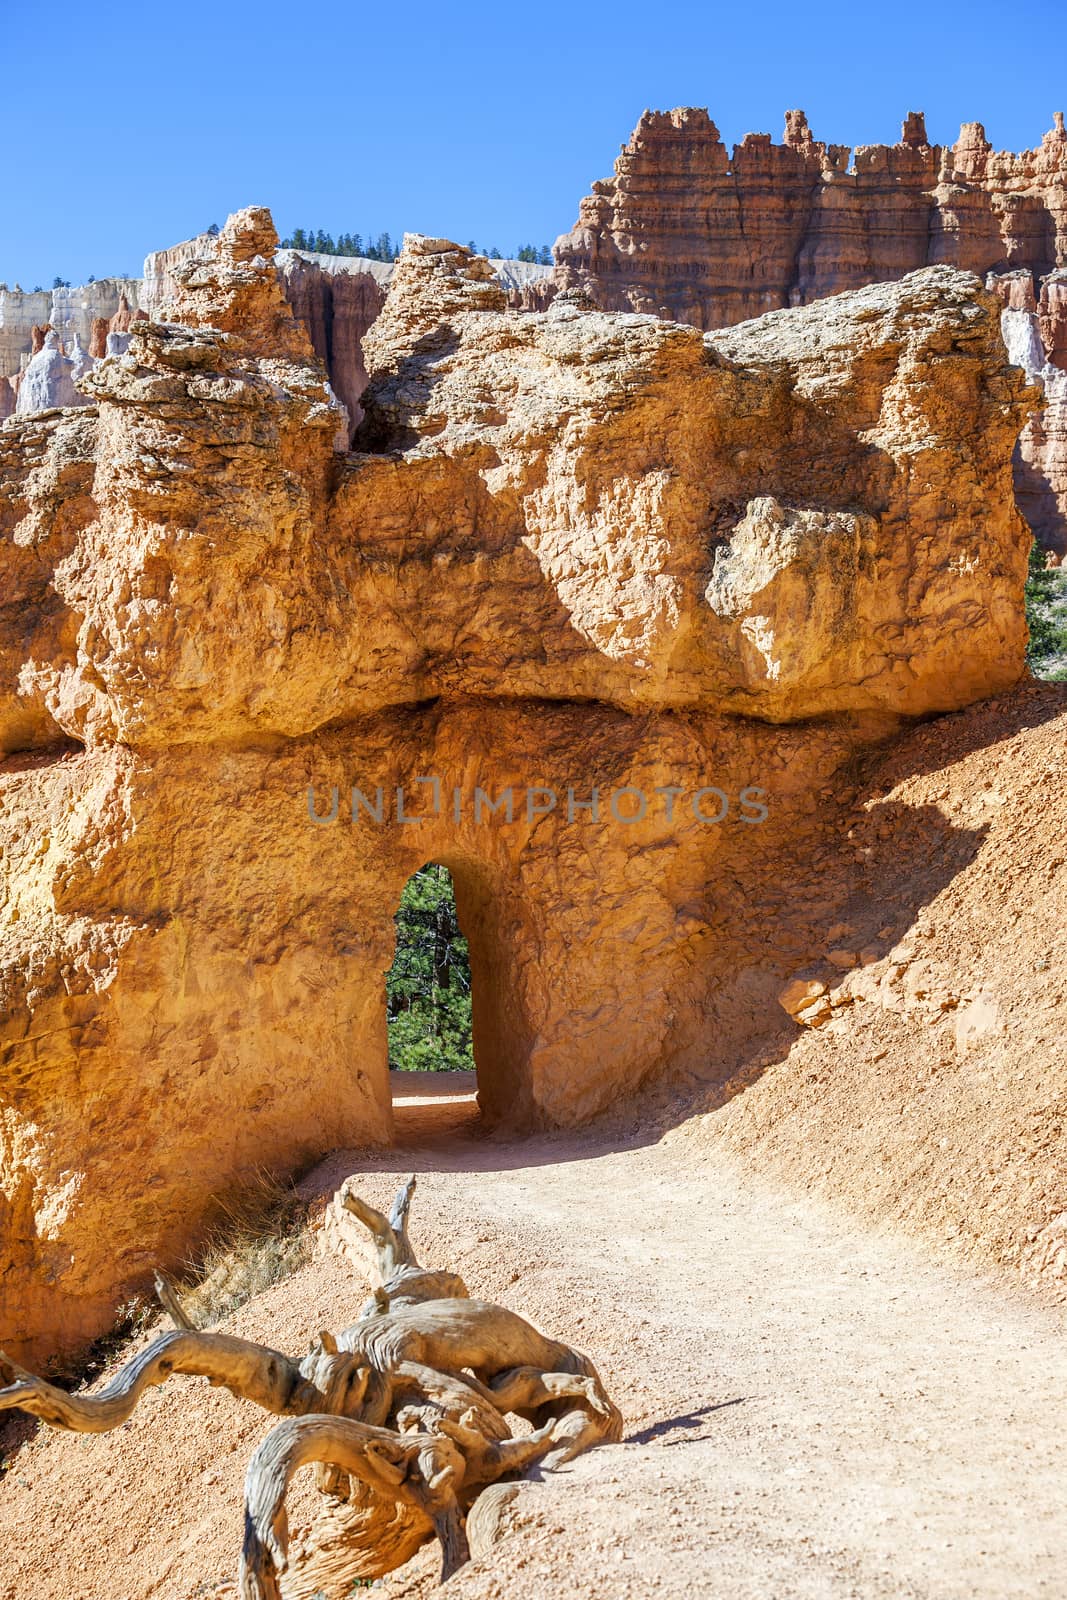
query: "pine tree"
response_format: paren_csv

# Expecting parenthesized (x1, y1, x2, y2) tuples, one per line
(386, 865, 473, 1071)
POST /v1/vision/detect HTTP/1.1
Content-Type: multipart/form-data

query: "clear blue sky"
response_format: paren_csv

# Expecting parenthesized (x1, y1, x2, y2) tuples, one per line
(2, 0, 1064, 287)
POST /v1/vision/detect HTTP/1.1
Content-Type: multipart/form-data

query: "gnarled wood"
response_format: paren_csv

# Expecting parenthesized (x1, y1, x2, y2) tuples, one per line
(340, 1175, 470, 1315)
(339, 1174, 419, 1280)
(0, 1330, 303, 1431)
(153, 1270, 196, 1330)
(4, 1173, 621, 1591)
(239, 1415, 468, 1598)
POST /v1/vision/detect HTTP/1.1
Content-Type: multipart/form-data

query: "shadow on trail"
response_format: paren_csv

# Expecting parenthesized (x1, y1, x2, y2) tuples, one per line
(626, 1398, 748, 1446)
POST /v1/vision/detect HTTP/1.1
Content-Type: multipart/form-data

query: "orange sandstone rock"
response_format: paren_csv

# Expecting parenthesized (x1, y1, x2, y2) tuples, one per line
(88, 314, 109, 358)
(0, 213, 1038, 1364)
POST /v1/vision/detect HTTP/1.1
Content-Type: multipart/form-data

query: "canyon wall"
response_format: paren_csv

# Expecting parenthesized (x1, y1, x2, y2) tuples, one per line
(274, 250, 392, 437)
(0, 286, 50, 378)
(990, 268, 1067, 553)
(0, 209, 1036, 1362)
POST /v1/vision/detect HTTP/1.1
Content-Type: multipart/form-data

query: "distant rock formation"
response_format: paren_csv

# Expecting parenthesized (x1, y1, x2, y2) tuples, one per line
(554, 107, 1067, 328)
(108, 292, 137, 334)
(14, 330, 91, 415)
(66, 333, 93, 386)
(275, 250, 391, 439)
(2, 243, 551, 430)
(48, 279, 142, 364)
(0, 286, 51, 378)
(552, 106, 1067, 555)
(1039, 268, 1067, 367)
(989, 268, 1067, 553)
(88, 315, 109, 359)
(0, 279, 140, 384)
(139, 230, 219, 312)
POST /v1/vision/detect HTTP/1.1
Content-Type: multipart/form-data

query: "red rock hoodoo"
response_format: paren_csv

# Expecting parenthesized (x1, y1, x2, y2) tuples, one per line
(552, 107, 1067, 551)
(554, 107, 1067, 327)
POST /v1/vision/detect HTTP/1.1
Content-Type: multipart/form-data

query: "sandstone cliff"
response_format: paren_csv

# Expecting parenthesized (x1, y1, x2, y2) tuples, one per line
(275, 249, 391, 438)
(0, 213, 1036, 1364)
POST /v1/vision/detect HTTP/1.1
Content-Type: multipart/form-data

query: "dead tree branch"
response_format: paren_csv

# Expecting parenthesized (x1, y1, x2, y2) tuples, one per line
(4, 1174, 622, 1590)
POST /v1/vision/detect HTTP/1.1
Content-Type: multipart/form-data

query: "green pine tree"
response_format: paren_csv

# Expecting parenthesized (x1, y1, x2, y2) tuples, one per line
(1025, 540, 1067, 678)
(386, 865, 473, 1071)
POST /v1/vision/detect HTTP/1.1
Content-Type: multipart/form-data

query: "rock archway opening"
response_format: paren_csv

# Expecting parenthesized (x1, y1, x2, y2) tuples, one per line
(386, 862, 480, 1133)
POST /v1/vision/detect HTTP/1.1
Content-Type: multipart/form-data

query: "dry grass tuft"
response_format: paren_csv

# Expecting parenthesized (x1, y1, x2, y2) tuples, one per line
(174, 1168, 312, 1327)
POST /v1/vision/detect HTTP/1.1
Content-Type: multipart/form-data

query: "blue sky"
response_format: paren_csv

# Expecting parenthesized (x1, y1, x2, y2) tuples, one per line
(2, 0, 1064, 287)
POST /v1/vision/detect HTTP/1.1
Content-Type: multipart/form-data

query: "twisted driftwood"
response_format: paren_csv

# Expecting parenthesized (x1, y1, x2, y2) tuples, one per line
(0, 1174, 622, 1595)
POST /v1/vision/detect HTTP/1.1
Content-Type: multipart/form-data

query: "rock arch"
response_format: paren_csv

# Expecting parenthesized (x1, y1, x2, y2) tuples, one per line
(0, 209, 1035, 1363)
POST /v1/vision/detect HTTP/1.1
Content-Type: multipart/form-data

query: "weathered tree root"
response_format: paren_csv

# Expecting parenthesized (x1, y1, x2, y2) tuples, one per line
(339, 1174, 469, 1314)
(0, 1329, 306, 1429)
(0, 1175, 622, 1593)
(240, 1415, 469, 1597)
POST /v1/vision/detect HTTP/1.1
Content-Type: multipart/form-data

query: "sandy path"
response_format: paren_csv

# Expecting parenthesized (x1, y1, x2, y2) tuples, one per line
(374, 1081, 1067, 1600)
(0, 1080, 1063, 1600)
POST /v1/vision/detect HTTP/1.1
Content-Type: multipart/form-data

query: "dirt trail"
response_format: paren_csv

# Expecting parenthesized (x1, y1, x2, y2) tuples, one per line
(349, 1087, 1066, 1600)
(1, 1083, 1064, 1600)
